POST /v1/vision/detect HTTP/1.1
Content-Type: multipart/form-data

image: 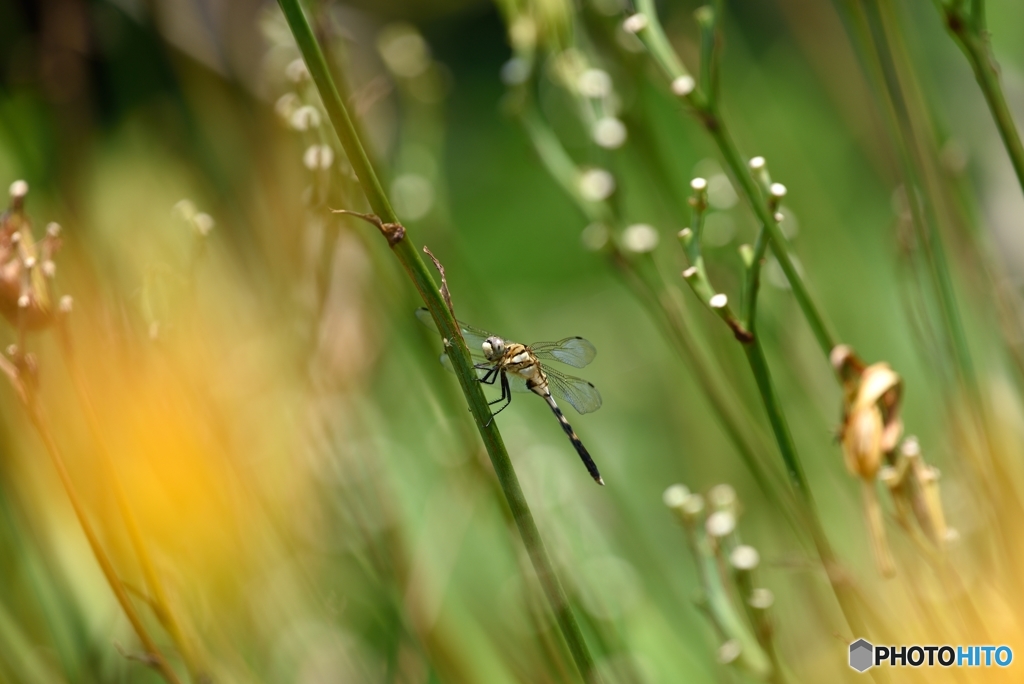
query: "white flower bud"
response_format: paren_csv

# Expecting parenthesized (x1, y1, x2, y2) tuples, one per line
(577, 68, 612, 98)
(730, 545, 760, 571)
(671, 75, 695, 96)
(578, 168, 616, 201)
(705, 510, 735, 537)
(662, 484, 690, 509)
(290, 105, 321, 131)
(9, 180, 28, 200)
(303, 144, 334, 170)
(623, 14, 648, 34)
(285, 58, 309, 83)
(592, 117, 627, 149)
(622, 224, 659, 253)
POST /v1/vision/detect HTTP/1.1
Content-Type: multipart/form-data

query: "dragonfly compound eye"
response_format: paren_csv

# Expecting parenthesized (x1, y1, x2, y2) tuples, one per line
(483, 336, 504, 359)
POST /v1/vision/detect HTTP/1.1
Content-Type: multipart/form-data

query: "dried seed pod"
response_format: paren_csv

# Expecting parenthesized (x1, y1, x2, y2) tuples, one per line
(0, 184, 59, 331)
(832, 345, 903, 577)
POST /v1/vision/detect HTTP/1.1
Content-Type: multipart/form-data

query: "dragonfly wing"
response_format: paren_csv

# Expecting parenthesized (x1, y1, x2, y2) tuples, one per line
(415, 307, 496, 358)
(507, 372, 531, 393)
(530, 337, 597, 368)
(544, 367, 602, 414)
(439, 352, 488, 378)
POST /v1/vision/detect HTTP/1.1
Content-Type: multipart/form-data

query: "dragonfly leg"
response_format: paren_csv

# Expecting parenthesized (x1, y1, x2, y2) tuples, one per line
(485, 372, 512, 427)
(478, 364, 499, 385)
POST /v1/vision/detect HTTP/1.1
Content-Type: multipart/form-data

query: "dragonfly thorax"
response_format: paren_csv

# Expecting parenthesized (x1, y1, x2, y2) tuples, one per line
(481, 335, 506, 361)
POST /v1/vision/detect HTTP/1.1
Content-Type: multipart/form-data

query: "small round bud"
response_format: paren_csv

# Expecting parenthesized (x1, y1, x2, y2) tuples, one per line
(46, 222, 61, 237)
(17, 294, 30, 308)
(622, 224, 659, 253)
(285, 58, 309, 83)
(577, 68, 612, 98)
(690, 177, 707, 192)
(508, 16, 537, 51)
(42, 260, 56, 277)
(671, 75, 695, 96)
(193, 213, 215, 236)
(730, 545, 760, 571)
(678, 227, 692, 239)
(748, 588, 775, 610)
(59, 295, 73, 313)
(769, 182, 787, 198)
(705, 510, 735, 538)
(274, 92, 300, 121)
(709, 293, 728, 309)
(9, 180, 28, 200)
(774, 212, 784, 222)
(592, 117, 627, 149)
(578, 168, 616, 202)
(681, 493, 705, 518)
(172, 199, 197, 221)
(748, 156, 766, 170)
(717, 640, 741, 665)
(290, 105, 321, 131)
(10, 232, 21, 245)
(901, 436, 921, 457)
(663, 484, 691, 509)
(22, 256, 36, 269)
(622, 13, 649, 34)
(682, 266, 698, 279)
(303, 144, 335, 170)
(500, 57, 530, 85)
(708, 483, 736, 511)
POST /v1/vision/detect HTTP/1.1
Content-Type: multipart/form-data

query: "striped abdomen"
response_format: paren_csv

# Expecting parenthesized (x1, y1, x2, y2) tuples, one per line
(534, 383, 604, 485)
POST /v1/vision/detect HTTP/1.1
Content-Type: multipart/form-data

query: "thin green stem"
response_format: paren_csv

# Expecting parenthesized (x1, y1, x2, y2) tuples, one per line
(941, 3, 1024, 202)
(632, 0, 838, 359)
(679, 183, 751, 341)
(707, 123, 835, 354)
(675, 510, 771, 679)
(744, 224, 770, 331)
(858, 0, 977, 399)
(519, 102, 803, 532)
(276, 2, 599, 681)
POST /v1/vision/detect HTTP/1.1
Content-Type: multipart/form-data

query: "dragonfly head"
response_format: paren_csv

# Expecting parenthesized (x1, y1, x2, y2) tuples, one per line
(481, 336, 505, 361)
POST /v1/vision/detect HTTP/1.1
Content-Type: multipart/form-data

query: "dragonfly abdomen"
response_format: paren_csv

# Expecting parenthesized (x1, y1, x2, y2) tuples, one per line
(539, 390, 605, 486)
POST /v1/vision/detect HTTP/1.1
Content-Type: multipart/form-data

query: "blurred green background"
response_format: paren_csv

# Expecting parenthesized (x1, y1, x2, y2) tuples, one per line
(2, 0, 1024, 681)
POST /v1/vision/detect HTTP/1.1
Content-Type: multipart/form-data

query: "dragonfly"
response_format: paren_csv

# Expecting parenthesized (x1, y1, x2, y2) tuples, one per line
(416, 308, 604, 485)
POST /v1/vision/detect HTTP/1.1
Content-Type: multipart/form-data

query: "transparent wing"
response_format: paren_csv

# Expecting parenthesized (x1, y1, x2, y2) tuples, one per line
(415, 307, 496, 360)
(529, 337, 597, 369)
(545, 367, 602, 414)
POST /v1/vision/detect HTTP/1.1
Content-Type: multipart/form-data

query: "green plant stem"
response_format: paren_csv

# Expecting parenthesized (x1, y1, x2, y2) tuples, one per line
(627, 7, 893, 659)
(633, 0, 837, 359)
(518, 104, 802, 532)
(676, 513, 771, 679)
(857, 0, 977, 401)
(940, 1, 1024, 200)
(276, 2, 599, 681)
(56, 320, 202, 682)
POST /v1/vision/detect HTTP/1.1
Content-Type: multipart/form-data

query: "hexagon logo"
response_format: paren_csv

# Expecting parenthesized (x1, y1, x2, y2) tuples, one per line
(849, 639, 874, 672)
